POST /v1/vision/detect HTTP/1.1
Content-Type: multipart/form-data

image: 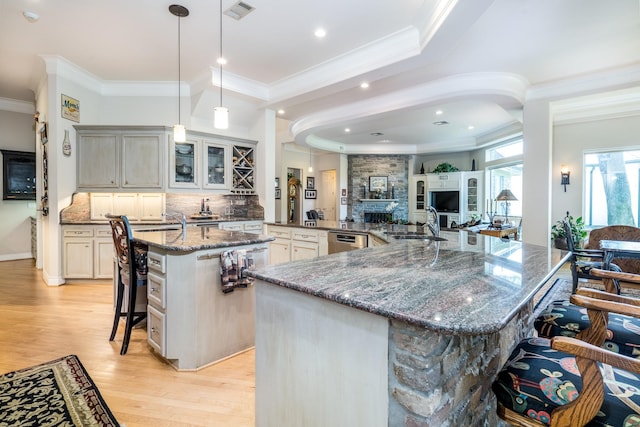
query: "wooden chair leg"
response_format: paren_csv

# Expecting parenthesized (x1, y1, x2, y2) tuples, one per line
(120, 280, 138, 355)
(109, 272, 124, 342)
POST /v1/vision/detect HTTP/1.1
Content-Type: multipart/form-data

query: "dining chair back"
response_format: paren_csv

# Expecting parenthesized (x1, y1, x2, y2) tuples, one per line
(106, 214, 148, 355)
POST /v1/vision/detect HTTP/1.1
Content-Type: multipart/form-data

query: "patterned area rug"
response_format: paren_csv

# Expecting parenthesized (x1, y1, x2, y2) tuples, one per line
(0, 354, 119, 426)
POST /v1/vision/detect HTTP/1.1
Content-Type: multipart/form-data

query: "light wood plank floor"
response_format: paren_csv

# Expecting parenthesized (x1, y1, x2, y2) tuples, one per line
(0, 259, 255, 427)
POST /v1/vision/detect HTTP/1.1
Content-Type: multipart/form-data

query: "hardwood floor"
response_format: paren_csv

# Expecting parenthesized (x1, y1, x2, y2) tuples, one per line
(0, 259, 255, 427)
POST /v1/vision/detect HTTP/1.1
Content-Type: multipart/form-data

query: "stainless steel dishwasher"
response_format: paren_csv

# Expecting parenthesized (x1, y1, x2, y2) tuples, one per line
(328, 231, 368, 254)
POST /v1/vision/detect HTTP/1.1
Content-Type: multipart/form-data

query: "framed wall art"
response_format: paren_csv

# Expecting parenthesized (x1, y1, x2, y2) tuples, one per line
(275, 188, 281, 199)
(304, 189, 317, 199)
(306, 176, 315, 189)
(369, 176, 388, 192)
(61, 94, 80, 122)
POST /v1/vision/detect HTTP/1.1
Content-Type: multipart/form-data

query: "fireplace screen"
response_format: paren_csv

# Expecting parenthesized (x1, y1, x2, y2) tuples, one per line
(1, 150, 36, 200)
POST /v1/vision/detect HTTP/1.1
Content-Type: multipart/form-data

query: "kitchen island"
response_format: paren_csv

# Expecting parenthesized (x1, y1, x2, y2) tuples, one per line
(248, 231, 569, 426)
(132, 226, 274, 371)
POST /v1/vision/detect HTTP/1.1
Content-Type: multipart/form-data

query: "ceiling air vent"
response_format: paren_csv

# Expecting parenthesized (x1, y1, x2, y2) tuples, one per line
(224, 1, 255, 20)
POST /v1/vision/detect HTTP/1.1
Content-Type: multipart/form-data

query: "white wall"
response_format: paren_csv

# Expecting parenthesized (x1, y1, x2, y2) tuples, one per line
(552, 113, 640, 225)
(0, 109, 36, 260)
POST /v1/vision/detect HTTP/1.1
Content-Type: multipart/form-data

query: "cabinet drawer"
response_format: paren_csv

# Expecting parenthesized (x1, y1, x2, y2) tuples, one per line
(95, 228, 112, 238)
(220, 223, 244, 231)
(292, 229, 319, 243)
(63, 228, 94, 237)
(147, 272, 166, 309)
(147, 252, 166, 274)
(147, 305, 166, 356)
(268, 226, 291, 239)
(244, 222, 263, 232)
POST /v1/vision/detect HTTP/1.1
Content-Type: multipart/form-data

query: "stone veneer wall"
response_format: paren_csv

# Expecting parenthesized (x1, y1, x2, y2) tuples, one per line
(388, 300, 533, 426)
(348, 155, 409, 222)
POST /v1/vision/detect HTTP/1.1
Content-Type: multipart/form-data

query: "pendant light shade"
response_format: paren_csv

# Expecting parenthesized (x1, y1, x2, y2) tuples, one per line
(173, 124, 186, 142)
(308, 148, 313, 173)
(214, 107, 229, 129)
(170, 4, 189, 142)
(214, 0, 229, 129)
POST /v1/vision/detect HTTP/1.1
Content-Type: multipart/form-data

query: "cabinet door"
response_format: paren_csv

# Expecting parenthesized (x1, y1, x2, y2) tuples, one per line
(269, 239, 290, 265)
(415, 178, 426, 210)
(203, 141, 229, 189)
(77, 134, 118, 188)
(95, 238, 114, 279)
(292, 240, 318, 261)
(90, 193, 114, 220)
(122, 133, 163, 188)
(63, 239, 94, 278)
(170, 138, 199, 188)
(113, 193, 139, 219)
(138, 193, 165, 220)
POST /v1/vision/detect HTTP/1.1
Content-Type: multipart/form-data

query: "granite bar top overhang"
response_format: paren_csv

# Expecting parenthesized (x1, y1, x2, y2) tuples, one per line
(132, 226, 274, 252)
(248, 231, 570, 335)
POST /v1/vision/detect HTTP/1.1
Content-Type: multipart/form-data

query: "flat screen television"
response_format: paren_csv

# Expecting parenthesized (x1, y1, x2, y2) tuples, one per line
(431, 190, 459, 213)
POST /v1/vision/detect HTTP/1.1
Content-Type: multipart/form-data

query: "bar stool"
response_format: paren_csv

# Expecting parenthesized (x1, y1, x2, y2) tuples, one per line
(106, 214, 147, 355)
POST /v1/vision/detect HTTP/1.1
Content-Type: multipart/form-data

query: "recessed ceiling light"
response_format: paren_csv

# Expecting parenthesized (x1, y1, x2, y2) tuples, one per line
(370, 132, 384, 136)
(344, 128, 351, 133)
(277, 109, 285, 115)
(468, 125, 475, 130)
(22, 11, 39, 23)
(433, 121, 449, 126)
(360, 82, 369, 89)
(314, 28, 326, 38)
(435, 110, 443, 115)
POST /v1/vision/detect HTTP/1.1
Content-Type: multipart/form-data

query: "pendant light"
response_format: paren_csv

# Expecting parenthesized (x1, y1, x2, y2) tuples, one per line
(308, 147, 313, 173)
(170, 5, 189, 142)
(214, 0, 229, 129)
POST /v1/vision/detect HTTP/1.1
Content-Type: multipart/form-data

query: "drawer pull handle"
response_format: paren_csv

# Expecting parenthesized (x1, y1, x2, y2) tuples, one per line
(150, 287, 159, 294)
(150, 259, 161, 265)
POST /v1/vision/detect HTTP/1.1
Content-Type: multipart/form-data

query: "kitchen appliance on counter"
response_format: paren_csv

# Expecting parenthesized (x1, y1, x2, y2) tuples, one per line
(328, 231, 368, 254)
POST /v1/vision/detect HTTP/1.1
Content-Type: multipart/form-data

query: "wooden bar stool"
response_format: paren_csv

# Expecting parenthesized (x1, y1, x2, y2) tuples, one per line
(106, 214, 147, 355)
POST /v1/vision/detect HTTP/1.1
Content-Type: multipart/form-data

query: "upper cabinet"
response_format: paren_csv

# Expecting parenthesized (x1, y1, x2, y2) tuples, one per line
(76, 126, 165, 191)
(168, 132, 242, 191)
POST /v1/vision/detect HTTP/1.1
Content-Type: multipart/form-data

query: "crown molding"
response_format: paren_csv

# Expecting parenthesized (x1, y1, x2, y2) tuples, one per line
(0, 97, 35, 114)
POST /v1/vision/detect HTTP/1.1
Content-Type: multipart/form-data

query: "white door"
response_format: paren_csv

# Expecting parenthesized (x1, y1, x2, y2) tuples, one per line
(319, 170, 336, 220)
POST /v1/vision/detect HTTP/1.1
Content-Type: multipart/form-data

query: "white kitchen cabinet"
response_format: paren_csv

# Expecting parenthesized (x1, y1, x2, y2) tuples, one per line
(203, 139, 229, 190)
(146, 243, 268, 370)
(90, 193, 114, 221)
(95, 229, 115, 279)
(264, 225, 327, 264)
(89, 193, 164, 221)
(63, 236, 94, 278)
(218, 220, 264, 234)
(76, 126, 165, 191)
(63, 225, 115, 279)
(408, 175, 427, 223)
(170, 138, 199, 189)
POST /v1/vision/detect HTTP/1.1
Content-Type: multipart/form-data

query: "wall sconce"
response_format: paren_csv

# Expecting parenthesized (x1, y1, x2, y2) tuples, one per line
(560, 165, 570, 192)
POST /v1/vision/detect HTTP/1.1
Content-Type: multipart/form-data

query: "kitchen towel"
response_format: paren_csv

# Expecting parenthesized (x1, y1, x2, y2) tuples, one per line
(220, 249, 255, 293)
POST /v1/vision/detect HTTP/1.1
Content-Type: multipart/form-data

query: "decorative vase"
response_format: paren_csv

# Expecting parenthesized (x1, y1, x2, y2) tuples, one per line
(62, 130, 71, 156)
(420, 163, 425, 174)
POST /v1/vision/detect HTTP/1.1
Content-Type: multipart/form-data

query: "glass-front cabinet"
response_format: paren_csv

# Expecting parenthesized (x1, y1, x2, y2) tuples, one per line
(170, 138, 198, 188)
(203, 141, 228, 189)
(415, 178, 426, 210)
(232, 144, 255, 194)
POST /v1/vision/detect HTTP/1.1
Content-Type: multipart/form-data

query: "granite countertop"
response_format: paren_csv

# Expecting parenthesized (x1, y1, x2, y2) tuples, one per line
(61, 217, 262, 226)
(265, 220, 429, 235)
(248, 231, 570, 335)
(132, 226, 274, 252)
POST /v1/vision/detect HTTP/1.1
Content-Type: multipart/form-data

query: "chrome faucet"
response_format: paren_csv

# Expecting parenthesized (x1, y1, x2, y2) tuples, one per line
(164, 212, 187, 240)
(426, 205, 440, 237)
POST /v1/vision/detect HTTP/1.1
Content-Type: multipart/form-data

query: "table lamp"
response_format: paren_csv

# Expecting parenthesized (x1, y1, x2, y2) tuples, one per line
(495, 189, 518, 225)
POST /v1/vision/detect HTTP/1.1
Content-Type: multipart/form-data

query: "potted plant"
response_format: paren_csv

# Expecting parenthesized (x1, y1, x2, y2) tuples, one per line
(551, 212, 587, 249)
(432, 162, 459, 173)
